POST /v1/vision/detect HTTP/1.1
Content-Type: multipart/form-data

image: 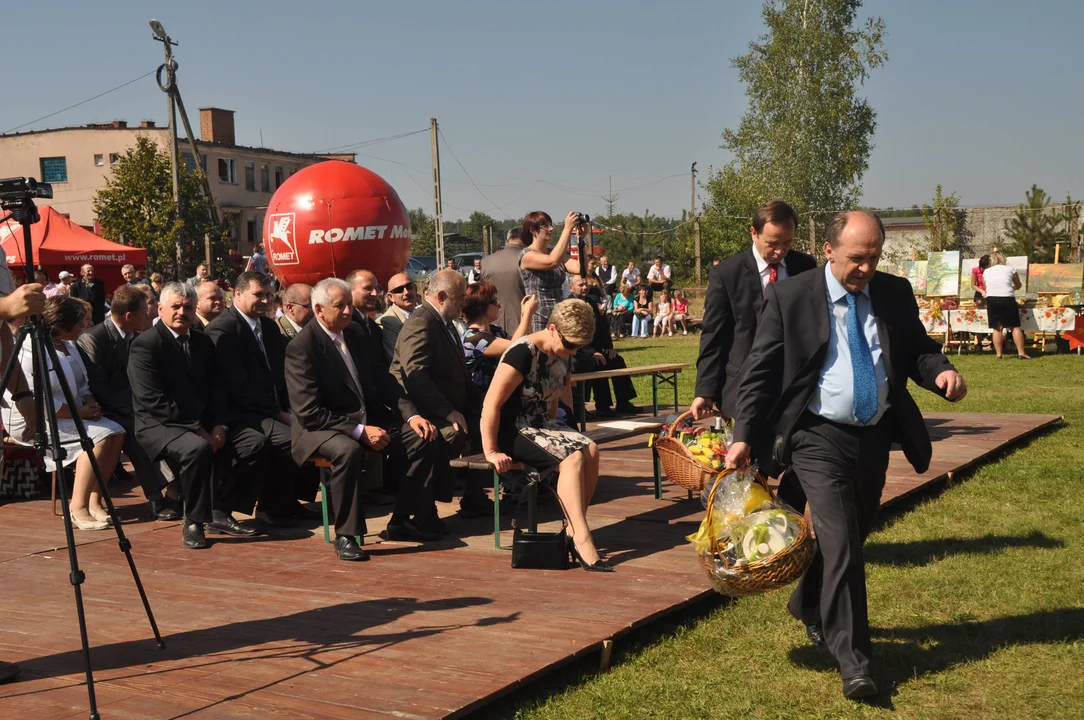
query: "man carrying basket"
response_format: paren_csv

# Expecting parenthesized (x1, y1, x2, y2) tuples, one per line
(726, 211, 967, 700)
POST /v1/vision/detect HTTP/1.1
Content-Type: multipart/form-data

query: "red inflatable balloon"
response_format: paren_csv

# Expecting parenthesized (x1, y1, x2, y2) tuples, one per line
(263, 160, 412, 288)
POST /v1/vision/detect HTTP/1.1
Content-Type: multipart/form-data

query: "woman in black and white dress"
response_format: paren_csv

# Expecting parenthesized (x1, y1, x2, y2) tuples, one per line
(4, 297, 126, 529)
(480, 298, 612, 572)
(982, 251, 1030, 360)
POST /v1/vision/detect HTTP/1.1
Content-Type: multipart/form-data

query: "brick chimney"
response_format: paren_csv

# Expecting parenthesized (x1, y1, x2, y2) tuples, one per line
(111, 120, 128, 129)
(199, 108, 235, 145)
(140, 120, 156, 129)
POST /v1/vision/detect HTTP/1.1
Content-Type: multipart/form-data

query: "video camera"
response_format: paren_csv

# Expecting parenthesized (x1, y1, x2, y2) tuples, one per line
(0, 176, 53, 206)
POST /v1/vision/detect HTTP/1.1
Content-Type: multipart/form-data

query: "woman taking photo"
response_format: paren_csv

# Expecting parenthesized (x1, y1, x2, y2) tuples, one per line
(461, 283, 539, 393)
(481, 299, 611, 572)
(983, 251, 1030, 360)
(517, 210, 583, 332)
(631, 286, 653, 338)
(4, 297, 126, 530)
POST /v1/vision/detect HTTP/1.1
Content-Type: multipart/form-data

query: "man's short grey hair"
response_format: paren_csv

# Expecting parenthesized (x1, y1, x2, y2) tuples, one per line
(312, 277, 350, 308)
(160, 281, 195, 305)
(507, 228, 519, 242)
(282, 282, 311, 305)
(121, 264, 135, 273)
(425, 269, 463, 299)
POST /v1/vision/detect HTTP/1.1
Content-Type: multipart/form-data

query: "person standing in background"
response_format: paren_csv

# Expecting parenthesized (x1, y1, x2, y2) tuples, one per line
(481, 228, 526, 331)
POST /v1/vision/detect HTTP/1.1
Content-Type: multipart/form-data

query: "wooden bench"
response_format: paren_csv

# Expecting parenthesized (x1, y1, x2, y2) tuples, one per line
(570, 362, 688, 431)
(449, 415, 669, 549)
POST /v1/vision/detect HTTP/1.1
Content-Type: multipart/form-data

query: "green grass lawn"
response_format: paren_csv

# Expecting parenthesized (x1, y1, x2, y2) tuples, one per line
(496, 337, 1084, 720)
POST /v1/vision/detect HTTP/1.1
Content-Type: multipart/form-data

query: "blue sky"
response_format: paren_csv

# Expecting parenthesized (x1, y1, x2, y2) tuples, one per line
(3, 1, 1081, 220)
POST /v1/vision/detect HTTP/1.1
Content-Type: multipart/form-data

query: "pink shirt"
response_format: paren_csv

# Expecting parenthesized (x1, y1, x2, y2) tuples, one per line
(673, 298, 689, 314)
(970, 266, 985, 292)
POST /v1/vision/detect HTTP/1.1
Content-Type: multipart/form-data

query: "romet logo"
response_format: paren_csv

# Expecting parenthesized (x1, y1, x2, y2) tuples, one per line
(266, 213, 299, 266)
(308, 225, 411, 243)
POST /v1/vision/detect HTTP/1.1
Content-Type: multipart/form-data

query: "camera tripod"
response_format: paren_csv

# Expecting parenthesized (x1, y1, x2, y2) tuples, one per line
(0, 189, 163, 720)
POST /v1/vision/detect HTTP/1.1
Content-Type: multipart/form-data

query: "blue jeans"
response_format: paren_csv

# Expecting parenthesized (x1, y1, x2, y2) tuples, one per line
(632, 314, 650, 337)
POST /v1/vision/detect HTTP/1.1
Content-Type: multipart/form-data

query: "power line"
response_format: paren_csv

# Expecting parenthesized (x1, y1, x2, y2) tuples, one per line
(2, 70, 158, 135)
(437, 128, 513, 220)
(317, 128, 428, 153)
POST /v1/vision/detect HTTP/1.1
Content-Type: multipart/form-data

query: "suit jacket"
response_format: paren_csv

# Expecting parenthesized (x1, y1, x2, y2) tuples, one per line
(376, 304, 411, 364)
(285, 320, 417, 464)
(390, 301, 479, 434)
(351, 307, 390, 370)
(76, 319, 134, 420)
(70, 277, 107, 324)
(205, 306, 289, 422)
(276, 313, 300, 340)
(480, 243, 526, 330)
(695, 248, 817, 417)
(128, 321, 228, 461)
(732, 269, 955, 477)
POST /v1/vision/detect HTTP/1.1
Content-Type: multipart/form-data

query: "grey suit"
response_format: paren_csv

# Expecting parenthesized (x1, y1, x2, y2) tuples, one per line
(480, 243, 525, 330)
(376, 304, 411, 364)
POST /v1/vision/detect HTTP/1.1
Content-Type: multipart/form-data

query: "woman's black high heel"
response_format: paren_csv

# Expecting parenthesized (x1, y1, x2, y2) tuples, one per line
(569, 538, 613, 573)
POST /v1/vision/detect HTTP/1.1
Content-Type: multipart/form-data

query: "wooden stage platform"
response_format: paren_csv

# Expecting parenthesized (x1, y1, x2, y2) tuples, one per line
(0, 412, 1061, 719)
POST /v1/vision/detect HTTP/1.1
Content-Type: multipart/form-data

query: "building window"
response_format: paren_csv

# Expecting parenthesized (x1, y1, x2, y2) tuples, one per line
(260, 164, 270, 192)
(40, 157, 68, 183)
(93, 154, 104, 166)
(218, 158, 236, 183)
(182, 153, 207, 172)
(247, 218, 257, 246)
(109, 153, 120, 166)
(274, 166, 284, 188)
(244, 162, 256, 191)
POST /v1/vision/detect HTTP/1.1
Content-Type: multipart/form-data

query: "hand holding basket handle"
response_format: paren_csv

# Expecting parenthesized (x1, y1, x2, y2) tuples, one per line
(725, 441, 751, 469)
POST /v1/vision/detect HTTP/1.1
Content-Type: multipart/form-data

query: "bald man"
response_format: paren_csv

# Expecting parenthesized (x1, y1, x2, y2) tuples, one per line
(195, 282, 225, 329)
(277, 283, 313, 340)
(376, 272, 417, 363)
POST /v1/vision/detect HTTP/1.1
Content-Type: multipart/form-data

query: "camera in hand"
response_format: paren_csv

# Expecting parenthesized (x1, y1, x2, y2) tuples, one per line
(573, 212, 591, 225)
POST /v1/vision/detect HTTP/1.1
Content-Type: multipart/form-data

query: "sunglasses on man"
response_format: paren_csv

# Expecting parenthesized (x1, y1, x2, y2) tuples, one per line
(390, 282, 415, 294)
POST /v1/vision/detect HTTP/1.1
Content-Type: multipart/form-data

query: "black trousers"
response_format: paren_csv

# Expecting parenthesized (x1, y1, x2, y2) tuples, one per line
(610, 311, 630, 336)
(217, 423, 270, 515)
(160, 431, 215, 524)
(390, 424, 452, 526)
(109, 412, 166, 501)
(230, 416, 299, 517)
(589, 354, 637, 408)
(786, 412, 891, 680)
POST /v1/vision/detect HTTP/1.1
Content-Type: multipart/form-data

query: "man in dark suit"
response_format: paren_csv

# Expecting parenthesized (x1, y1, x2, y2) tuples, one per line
(347, 269, 389, 369)
(129, 282, 252, 549)
(206, 271, 312, 531)
(692, 200, 817, 422)
(727, 210, 967, 700)
(568, 274, 637, 417)
(391, 269, 484, 523)
(78, 285, 178, 520)
(70, 263, 107, 324)
(285, 278, 438, 560)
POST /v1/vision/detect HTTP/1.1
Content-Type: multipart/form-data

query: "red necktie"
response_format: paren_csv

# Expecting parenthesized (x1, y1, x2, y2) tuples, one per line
(768, 263, 780, 283)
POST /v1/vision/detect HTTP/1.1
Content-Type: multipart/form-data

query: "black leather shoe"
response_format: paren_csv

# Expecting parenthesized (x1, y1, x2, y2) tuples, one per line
(594, 406, 618, 418)
(616, 401, 640, 415)
(805, 624, 826, 647)
(382, 519, 441, 542)
(334, 535, 369, 561)
(182, 522, 207, 549)
(256, 511, 298, 528)
(842, 675, 878, 700)
(570, 540, 614, 572)
(207, 511, 258, 536)
(149, 497, 181, 522)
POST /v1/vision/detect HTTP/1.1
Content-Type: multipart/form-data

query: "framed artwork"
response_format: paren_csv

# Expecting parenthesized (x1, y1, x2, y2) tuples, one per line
(925, 251, 961, 296)
(1027, 263, 1083, 294)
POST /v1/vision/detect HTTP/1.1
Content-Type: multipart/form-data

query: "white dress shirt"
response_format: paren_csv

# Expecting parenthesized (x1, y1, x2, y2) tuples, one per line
(316, 320, 367, 441)
(751, 246, 789, 289)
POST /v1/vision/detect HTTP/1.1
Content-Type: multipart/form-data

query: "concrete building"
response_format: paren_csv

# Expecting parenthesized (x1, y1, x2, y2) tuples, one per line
(0, 109, 354, 257)
(881, 205, 1073, 261)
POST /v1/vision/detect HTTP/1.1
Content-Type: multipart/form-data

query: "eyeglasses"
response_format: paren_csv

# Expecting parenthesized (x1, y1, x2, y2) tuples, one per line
(289, 302, 311, 309)
(390, 282, 415, 294)
(556, 331, 582, 351)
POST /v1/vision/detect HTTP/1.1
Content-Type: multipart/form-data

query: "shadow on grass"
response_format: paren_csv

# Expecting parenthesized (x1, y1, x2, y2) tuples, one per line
(789, 607, 1084, 704)
(864, 531, 1065, 567)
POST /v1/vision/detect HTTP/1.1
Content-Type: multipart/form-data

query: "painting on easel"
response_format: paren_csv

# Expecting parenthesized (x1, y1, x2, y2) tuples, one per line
(925, 251, 961, 296)
(1027, 263, 1084, 294)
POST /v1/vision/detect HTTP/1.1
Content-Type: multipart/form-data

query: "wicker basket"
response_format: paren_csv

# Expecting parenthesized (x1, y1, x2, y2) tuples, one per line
(698, 468, 814, 597)
(654, 409, 723, 492)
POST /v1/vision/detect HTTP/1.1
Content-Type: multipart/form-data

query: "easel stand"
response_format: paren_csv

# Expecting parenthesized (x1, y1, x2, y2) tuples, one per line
(0, 189, 164, 720)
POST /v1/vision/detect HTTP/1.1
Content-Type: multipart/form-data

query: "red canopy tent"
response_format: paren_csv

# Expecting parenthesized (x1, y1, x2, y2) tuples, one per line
(0, 206, 147, 293)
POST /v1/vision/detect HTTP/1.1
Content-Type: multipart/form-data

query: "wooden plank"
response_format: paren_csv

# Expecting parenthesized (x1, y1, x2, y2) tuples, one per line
(571, 362, 688, 383)
(0, 412, 1060, 720)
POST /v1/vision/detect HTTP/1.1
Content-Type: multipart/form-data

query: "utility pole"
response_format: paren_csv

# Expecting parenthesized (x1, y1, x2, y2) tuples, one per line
(691, 162, 700, 287)
(1067, 194, 1080, 262)
(430, 118, 445, 268)
(694, 217, 702, 288)
(151, 19, 219, 279)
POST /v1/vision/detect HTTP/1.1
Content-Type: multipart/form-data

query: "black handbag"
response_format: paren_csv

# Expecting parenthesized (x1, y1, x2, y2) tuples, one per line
(511, 477, 570, 570)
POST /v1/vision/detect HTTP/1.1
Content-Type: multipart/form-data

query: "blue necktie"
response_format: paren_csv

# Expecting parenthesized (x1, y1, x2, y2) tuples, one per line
(846, 292, 878, 424)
